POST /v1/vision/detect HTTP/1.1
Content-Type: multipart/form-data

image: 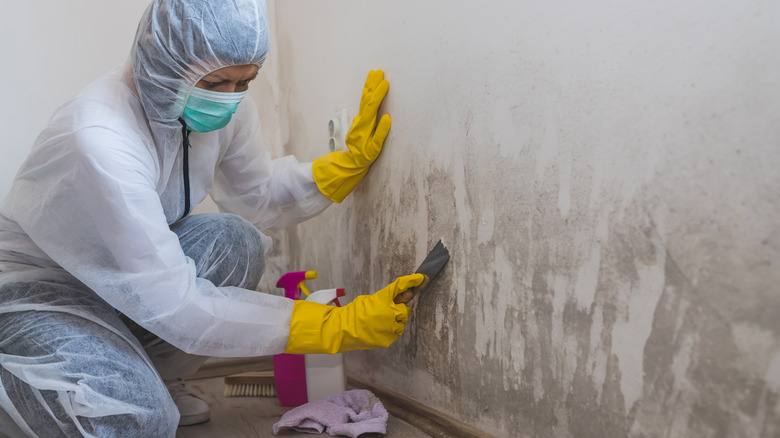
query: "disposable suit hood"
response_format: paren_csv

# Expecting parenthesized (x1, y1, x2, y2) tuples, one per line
(133, 0, 270, 183)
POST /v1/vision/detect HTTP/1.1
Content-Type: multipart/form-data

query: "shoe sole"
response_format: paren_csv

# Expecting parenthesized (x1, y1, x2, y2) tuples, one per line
(179, 412, 211, 427)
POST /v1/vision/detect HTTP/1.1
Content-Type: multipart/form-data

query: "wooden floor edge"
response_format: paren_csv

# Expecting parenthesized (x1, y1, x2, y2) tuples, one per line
(185, 356, 273, 381)
(347, 374, 494, 438)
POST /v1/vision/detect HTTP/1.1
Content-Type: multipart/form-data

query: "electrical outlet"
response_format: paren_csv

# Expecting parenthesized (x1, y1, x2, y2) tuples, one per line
(328, 109, 349, 152)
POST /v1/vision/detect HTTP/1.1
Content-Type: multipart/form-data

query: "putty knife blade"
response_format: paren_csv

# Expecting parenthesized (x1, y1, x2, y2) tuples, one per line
(415, 240, 450, 282)
(395, 239, 450, 304)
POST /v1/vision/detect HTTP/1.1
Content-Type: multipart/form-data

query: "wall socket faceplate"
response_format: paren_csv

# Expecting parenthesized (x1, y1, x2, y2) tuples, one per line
(328, 109, 349, 152)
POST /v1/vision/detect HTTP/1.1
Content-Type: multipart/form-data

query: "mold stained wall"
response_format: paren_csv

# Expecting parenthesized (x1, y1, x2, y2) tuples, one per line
(252, 1, 780, 436)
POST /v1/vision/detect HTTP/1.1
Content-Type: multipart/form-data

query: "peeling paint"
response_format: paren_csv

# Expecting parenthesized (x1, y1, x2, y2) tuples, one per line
(574, 242, 601, 311)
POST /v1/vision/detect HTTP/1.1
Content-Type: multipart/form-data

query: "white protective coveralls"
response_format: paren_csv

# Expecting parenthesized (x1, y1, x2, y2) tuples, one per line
(0, 0, 330, 435)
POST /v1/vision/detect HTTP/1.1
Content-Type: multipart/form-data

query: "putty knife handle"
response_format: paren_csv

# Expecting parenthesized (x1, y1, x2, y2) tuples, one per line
(393, 277, 430, 305)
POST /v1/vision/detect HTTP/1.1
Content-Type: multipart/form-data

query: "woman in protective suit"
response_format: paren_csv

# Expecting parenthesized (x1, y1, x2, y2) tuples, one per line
(0, 0, 423, 435)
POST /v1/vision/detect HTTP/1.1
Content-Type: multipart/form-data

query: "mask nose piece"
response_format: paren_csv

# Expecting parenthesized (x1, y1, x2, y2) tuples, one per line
(181, 88, 248, 133)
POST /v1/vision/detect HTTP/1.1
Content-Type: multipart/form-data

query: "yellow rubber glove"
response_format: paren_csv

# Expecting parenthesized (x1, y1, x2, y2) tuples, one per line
(285, 274, 425, 354)
(312, 70, 391, 203)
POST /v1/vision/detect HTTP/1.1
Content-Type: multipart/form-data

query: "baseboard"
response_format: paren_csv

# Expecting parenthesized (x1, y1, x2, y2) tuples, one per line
(348, 374, 494, 438)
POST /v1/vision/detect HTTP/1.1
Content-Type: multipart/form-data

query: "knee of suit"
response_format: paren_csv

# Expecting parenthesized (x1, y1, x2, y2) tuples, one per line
(173, 213, 267, 289)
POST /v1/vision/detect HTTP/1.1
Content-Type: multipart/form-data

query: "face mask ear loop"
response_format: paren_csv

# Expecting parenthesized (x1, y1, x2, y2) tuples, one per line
(178, 119, 192, 221)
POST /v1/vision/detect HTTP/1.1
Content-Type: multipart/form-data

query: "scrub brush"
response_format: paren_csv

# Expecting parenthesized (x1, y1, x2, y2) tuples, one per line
(223, 371, 276, 397)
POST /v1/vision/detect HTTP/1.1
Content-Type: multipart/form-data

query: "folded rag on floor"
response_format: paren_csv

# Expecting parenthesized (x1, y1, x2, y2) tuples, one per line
(272, 389, 388, 437)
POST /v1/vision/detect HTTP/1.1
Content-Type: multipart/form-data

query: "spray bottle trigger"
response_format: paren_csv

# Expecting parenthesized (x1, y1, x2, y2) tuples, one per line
(299, 271, 318, 297)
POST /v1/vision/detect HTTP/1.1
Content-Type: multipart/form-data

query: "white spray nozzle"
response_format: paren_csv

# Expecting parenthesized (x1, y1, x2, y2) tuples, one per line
(305, 288, 345, 307)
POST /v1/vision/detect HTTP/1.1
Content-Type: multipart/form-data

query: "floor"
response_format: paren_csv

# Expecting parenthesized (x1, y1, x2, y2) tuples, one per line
(175, 375, 432, 438)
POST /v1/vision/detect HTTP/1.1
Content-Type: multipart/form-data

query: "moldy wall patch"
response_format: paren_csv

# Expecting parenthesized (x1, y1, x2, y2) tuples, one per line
(255, 1, 780, 436)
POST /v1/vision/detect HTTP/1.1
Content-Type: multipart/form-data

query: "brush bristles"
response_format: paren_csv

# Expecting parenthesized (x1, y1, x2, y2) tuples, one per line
(223, 383, 276, 397)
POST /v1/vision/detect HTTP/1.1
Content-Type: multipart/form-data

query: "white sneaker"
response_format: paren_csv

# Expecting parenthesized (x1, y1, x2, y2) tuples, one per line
(165, 378, 211, 426)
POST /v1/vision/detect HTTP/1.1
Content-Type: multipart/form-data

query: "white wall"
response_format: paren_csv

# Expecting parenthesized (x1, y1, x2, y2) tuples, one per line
(261, 0, 780, 436)
(0, 1, 151, 199)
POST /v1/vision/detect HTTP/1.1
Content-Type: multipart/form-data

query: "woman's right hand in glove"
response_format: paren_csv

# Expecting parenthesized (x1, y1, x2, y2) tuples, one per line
(284, 274, 426, 354)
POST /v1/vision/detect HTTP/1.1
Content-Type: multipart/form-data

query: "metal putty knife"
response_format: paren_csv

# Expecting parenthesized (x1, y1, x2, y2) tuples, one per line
(394, 239, 451, 304)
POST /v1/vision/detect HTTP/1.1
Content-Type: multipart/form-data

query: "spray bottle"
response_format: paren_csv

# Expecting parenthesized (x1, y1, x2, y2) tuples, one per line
(302, 287, 346, 402)
(273, 271, 315, 407)
(273, 271, 347, 406)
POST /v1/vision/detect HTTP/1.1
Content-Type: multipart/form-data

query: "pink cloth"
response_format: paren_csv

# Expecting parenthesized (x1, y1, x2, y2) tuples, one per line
(272, 389, 388, 437)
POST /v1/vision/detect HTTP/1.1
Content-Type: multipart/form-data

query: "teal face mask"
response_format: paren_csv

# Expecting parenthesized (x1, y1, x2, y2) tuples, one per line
(181, 87, 248, 132)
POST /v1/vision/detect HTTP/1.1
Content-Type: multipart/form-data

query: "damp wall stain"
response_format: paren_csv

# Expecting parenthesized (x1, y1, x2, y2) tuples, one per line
(258, 1, 780, 436)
